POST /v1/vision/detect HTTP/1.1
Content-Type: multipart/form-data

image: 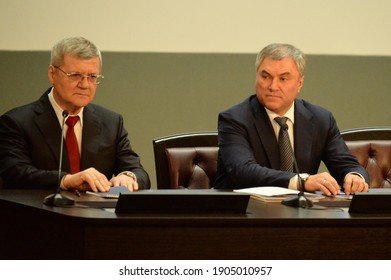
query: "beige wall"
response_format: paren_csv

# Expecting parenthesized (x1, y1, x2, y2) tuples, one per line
(1, 0, 391, 55)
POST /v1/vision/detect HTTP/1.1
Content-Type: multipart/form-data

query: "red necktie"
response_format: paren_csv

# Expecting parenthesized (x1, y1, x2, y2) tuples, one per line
(65, 116, 80, 174)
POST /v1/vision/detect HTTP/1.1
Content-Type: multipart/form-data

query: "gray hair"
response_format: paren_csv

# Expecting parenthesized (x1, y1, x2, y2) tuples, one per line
(50, 37, 102, 71)
(255, 43, 306, 77)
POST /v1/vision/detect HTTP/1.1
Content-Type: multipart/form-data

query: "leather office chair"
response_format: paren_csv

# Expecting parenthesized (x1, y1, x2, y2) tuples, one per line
(341, 127, 391, 188)
(153, 132, 218, 189)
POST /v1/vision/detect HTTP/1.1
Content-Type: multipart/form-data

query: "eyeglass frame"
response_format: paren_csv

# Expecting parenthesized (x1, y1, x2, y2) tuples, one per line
(52, 65, 104, 85)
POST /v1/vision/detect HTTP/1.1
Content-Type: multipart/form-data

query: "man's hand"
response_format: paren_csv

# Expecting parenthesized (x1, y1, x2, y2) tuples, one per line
(343, 173, 368, 195)
(63, 167, 111, 192)
(110, 174, 139, 192)
(301, 172, 341, 196)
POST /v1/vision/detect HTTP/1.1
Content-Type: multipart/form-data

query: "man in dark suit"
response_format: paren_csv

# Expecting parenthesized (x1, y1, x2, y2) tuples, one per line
(0, 37, 150, 192)
(214, 43, 368, 195)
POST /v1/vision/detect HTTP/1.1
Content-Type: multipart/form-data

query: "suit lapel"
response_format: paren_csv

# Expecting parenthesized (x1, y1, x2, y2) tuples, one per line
(80, 105, 102, 170)
(293, 100, 314, 170)
(33, 93, 67, 168)
(250, 97, 280, 169)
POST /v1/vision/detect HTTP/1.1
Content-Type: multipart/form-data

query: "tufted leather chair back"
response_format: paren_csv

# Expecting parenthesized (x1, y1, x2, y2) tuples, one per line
(153, 132, 218, 189)
(165, 147, 218, 189)
(341, 127, 391, 188)
(345, 140, 391, 188)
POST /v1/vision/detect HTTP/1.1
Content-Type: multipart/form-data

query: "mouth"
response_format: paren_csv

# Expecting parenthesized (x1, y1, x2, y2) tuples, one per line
(74, 92, 89, 97)
(265, 93, 282, 99)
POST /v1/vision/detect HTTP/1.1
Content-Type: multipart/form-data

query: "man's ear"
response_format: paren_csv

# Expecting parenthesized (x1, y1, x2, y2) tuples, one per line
(48, 65, 55, 84)
(297, 76, 304, 92)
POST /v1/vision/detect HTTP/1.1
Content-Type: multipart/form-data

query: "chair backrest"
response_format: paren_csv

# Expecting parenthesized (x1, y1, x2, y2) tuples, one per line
(153, 132, 218, 189)
(341, 127, 391, 188)
(341, 127, 391, 141)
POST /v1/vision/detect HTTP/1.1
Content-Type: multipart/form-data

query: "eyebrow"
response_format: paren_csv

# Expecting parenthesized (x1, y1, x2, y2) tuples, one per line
(261, 70, 292, 76)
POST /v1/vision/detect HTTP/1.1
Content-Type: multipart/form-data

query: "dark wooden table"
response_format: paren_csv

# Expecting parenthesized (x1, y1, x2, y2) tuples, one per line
(1, 189, 390, 260)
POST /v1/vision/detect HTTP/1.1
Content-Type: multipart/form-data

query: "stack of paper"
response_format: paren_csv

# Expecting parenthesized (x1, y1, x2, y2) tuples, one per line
(234, 186, 323, 202)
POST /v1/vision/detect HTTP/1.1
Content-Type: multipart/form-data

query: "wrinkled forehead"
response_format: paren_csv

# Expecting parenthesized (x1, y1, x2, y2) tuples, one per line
(258, 57, 301, 76)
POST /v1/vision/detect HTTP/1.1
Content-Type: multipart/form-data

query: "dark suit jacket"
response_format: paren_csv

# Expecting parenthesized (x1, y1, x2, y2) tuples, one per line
(214, 95, 369, 189)
(0, 88, 150, 189)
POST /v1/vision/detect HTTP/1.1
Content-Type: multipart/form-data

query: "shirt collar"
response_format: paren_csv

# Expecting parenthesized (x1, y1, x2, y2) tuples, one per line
(48, 88, 84, 126)
(265, 103, 295, 124)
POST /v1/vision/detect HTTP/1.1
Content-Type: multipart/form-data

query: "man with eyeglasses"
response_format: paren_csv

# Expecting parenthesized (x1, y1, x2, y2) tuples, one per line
(0, 37, 150, 192)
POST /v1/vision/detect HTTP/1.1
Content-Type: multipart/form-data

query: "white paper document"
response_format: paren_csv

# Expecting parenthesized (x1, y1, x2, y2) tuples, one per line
(234, 186, 323, 202)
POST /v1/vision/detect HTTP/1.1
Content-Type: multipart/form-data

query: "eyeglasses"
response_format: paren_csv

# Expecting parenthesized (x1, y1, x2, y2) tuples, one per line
(53, 66, 104, 85)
